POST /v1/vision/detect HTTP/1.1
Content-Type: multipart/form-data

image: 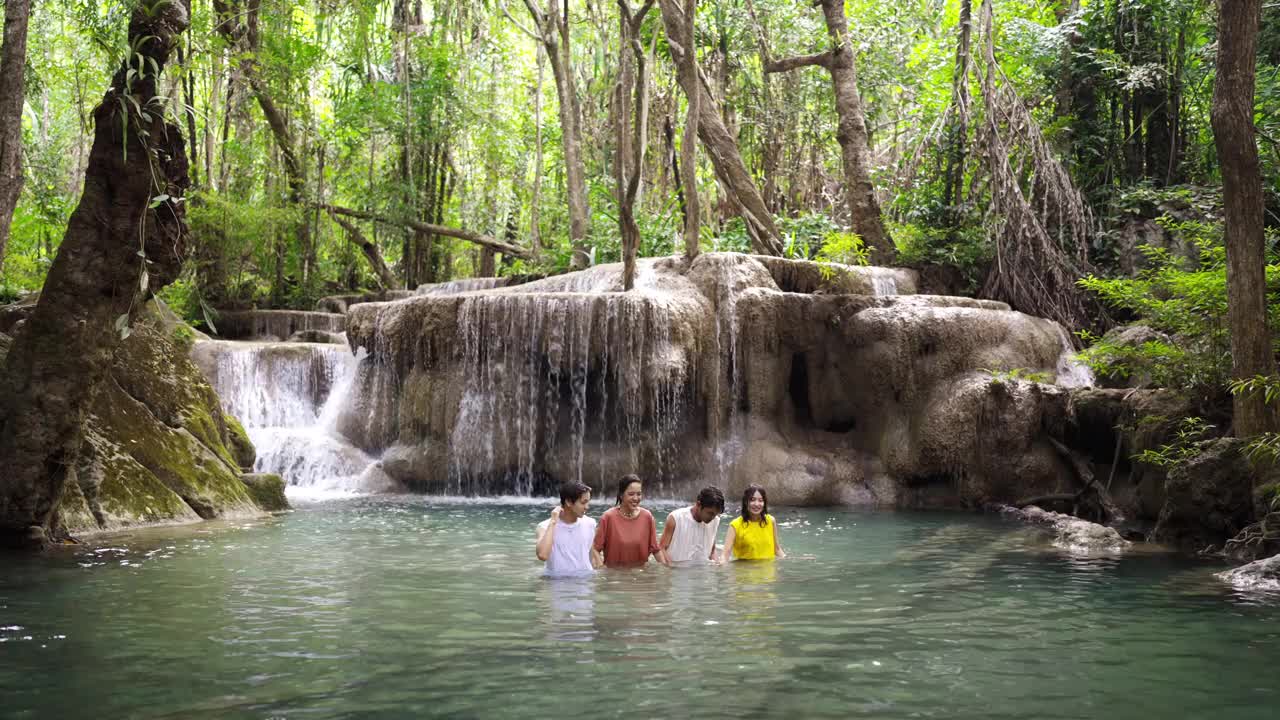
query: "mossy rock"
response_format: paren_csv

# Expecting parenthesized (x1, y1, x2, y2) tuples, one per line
(95, 376, 255, 519)
(50, 301, 271, 535)
(241, 473, 289, 512)
(69, 420, 200, 533)
(1256, 481, 1280, 517)
(226, 415, 256, 471)
(54, 471, 99, 536)
(111, 302, 248, 473)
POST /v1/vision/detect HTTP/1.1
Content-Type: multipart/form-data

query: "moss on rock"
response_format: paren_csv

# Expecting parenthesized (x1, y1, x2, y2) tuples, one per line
(226, 415, 256, 471)
(241, 473, 289, 511)
(43, 301, 273, 535)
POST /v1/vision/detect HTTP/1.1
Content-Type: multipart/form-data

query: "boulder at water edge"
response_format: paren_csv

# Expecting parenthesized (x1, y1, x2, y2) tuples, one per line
(1217, 553, 1280, 592)
(0, 300, 286, 535)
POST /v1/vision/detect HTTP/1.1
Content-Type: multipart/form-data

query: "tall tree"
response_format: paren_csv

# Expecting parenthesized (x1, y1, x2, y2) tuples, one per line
(1212, 0, 1275, 442)
(678, 0, 700, 261)
(759, 0, 894, 264)
(518, 0, 592, 270)
(213, 0, 311, 296)
(0, 0, 191, 549)
(657, 0, 783, 256)
(0, 0, 32, 278)
(617, 0, 656, 289)
(942, 0, 973, 214)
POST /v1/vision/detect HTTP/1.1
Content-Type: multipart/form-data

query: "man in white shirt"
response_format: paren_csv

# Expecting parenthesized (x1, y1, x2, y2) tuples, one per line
(535, 481, 602, 576)
(659, 486, 725, 566)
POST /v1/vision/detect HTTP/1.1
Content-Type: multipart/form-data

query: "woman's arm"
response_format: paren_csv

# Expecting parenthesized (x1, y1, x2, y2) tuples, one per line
(593, 512, 609, 554)
(722, 525, 736, 563)
(772, 516, 786, 559)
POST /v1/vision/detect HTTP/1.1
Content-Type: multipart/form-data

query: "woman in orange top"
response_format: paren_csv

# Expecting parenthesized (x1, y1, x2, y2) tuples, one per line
(593, 474, 670, 568)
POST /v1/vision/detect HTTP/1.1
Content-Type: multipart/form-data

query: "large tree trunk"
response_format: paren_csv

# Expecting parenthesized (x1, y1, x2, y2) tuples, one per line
(1212, 0, 1275, 444)
(0, 1, 191, 549)
(0, 0, 32, 277)
(530, 45, 545, 255)
(617, 1, 655, 290)
(657, 0, 783, 256)
(524, 0, 592, 269)
(679, 0, 700, 261)
(817, 0, 893, 264)
(943, 0, 973, 211)
(761, 0, 893, 264)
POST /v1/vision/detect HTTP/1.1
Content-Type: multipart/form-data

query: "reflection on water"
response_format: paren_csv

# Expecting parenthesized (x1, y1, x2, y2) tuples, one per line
(1, 499, 1278, 719)
(542, 576, 596, 643)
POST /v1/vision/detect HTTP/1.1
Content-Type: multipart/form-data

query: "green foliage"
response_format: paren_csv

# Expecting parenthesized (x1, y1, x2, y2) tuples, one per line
(1228, 376, 1280, 464)
(3, 0, 1275, 321)
(1074, 217, 1277, 394)
(983, 367, 1054, 385)
(893, 220, 992, 291)
(1133, 416, 1216, 469)
(815, 231, 870, 267)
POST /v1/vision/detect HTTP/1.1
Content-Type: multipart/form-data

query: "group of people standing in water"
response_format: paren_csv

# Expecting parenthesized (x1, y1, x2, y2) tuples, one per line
(534, 474, 784, 577)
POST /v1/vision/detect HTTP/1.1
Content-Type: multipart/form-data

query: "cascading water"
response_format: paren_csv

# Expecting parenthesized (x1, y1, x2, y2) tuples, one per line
(1054, 326, 1095, 388)
(192, 340, 392, 494)
(872, 272, 899, 296)
(441, 292, 689, 495)
(338, 259, 700, 496)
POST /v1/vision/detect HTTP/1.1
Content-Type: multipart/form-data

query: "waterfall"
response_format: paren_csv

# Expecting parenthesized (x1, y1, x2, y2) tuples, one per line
(872, 273, 899, 296)
(339, 259, 700, 496)
(1054, 326, 1094, 388)
(436, 292, 690, 495)
(193, 340, 392, 494)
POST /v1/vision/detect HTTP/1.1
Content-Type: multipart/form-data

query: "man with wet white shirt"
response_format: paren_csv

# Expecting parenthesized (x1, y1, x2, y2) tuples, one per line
(535, 481, 602, 576)
(659, 486, 725, 566)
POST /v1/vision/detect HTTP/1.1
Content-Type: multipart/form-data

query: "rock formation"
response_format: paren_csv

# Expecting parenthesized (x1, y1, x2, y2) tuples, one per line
(308, 253, 1088, 505)
(1000, 504, 1132, 553)
(0, 300, 286, 535)
(1217, 553, 1280, 592)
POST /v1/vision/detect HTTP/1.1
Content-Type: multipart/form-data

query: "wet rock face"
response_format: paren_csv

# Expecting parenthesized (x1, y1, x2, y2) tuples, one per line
(1156, 438, 1257, 551)
(337, 253, 1084, 507)
(0, 301, 285, 535)
(1002, 505, 1132, 553)
(1217, 553, 1280, 592)
(210, 310, 346, 341)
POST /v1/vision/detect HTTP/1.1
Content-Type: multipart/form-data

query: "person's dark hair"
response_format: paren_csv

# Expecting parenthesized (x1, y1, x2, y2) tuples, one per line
(559, 481, 591, 507)
(696, 486, 725, 512)
(740, 484, 769, 526)
(615, 474, 642, 506)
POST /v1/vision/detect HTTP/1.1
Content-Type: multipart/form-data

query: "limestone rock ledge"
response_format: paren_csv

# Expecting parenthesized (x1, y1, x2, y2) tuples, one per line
(338, 253, 1085, 508)
(1, 301, 287, 537)
(1217, 554, 1280, 592)
(999, 504, 1132, 553)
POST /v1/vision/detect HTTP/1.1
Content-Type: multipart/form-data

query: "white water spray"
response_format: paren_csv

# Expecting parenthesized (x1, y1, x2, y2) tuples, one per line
(194, 341, 391, 492)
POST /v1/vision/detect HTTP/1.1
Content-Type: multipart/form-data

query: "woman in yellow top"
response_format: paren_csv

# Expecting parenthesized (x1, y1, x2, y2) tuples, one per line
(723, 485, 785, 561)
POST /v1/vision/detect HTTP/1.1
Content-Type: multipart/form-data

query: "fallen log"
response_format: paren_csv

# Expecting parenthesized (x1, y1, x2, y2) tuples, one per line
(318, 204, 530, 259)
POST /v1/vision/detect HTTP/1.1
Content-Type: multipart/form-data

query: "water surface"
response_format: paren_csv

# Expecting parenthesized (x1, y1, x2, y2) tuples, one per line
(1, 497, 1276, 719)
